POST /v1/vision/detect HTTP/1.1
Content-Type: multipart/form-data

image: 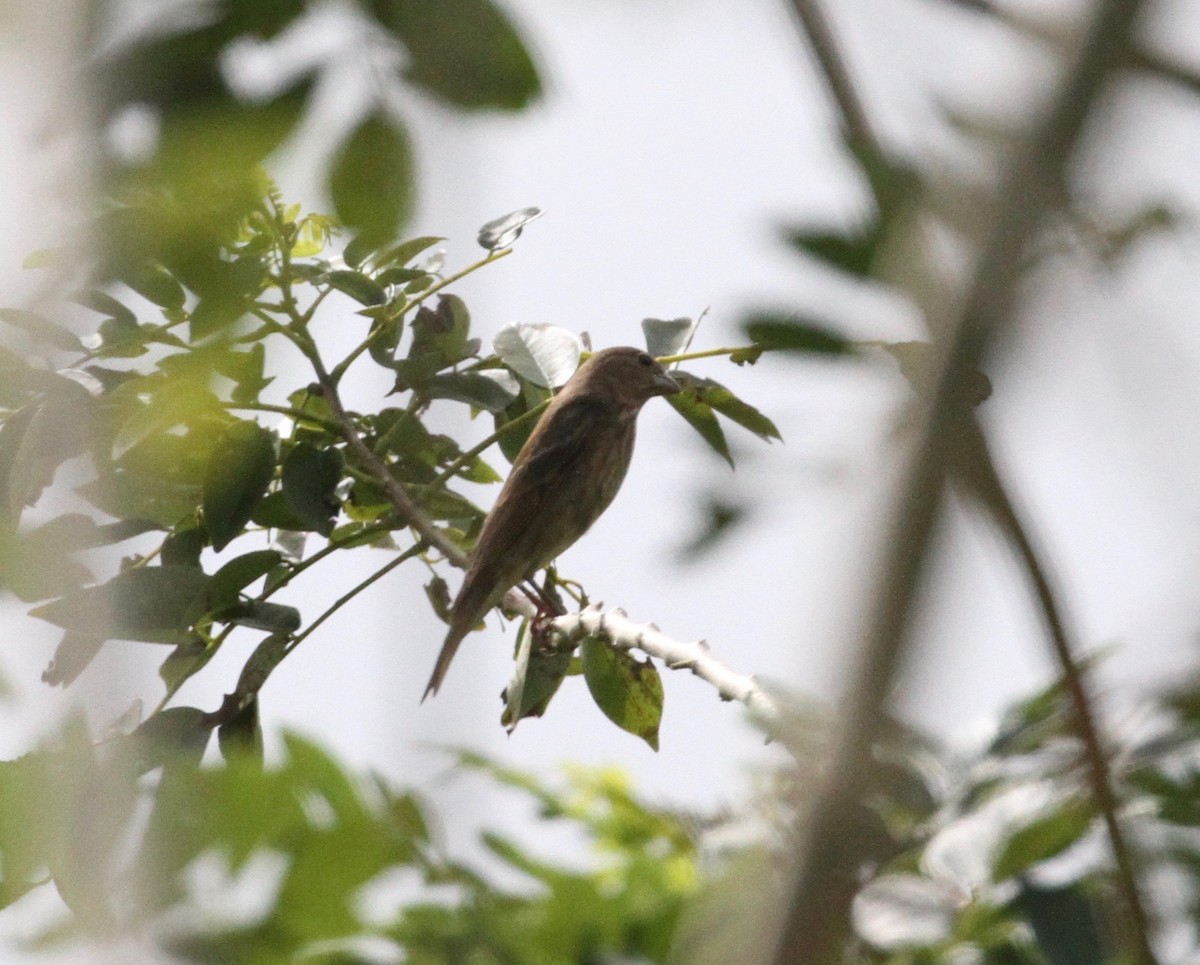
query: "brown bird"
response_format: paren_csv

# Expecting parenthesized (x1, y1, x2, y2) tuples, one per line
(423, 346, 680, 698)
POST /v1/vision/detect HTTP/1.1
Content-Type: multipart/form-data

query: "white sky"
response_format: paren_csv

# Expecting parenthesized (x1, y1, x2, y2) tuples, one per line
(2, 0, 1200, 957)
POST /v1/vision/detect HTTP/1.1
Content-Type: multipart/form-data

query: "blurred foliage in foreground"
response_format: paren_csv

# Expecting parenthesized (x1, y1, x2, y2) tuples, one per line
(2, 668, 1199, 962)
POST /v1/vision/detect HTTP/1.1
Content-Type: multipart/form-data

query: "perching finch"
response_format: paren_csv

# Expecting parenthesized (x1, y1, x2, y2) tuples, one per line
(423, 346, 680, 698)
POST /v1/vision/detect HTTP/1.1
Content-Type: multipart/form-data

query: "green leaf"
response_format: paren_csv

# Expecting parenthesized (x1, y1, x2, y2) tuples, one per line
(992, 797, 1094, 882)
(674, 371, 781, 443)
(0, 308, 83, 352)
(30, 566, 215, 645)
(370, 0, 541, 110)
(494, 383, 551, 463)
(209, 550, 284, 607)
(743, 315, 853, 356)
(785, 226, 881, 277)
(40, 633, 106, 688)
(74, 290, 138, 326)
(375, 235, 444, 270)
(330, 112, 414, 250)
(1, 382, 93, 517)
(158, 641, 211, 692)
(325, 269, 388, 306)
(581, 637, 663, 750)
(666, 390, 733, 469)
(402, 484, 483, 524)
(1015, 883, 1109, 965)
(213, 344, 273, 405)
(123, 264, 186, 310)
(423, 372, 519, 412)
(502, 620, 572, 728)
(218, 696, 263, 766)
(220, 601, 301, 633)
(202, 421, 277, 551)
(281, 443, 343, 536)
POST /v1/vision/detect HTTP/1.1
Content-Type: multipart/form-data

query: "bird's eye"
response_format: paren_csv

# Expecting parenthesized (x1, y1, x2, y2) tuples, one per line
(637, 353, 654, 367)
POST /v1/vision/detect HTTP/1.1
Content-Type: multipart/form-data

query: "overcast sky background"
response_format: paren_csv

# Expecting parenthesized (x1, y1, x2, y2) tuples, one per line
(2, 0, 1200, 958)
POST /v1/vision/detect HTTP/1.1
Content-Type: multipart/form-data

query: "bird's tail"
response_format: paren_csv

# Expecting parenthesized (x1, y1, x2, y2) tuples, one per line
(422, 623, 468, 701)
(422, 574, 496, 700)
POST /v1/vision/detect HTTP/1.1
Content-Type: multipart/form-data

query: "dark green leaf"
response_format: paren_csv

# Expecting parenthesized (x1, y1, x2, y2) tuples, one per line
(74, 290, 138, 326)
(370, 0, 541, 110)
(129, 707, 214, 773)
(2, 382, 93, 517)
(40, 633, 106, 688)
(213, 344, 273, 405)
(159, 641, 211, 692)
(502, 620, 572, 728)
(494, 384, 551, 463)
(1015, 883, 1108, 965)
(424, 574, 451, 623)
(581, 637, 663, 750)
(281, 443, 343, 536)
(992, 798, 1094, 881)
(325, 269, 388, 306)
(376, 235, 443, 269)
(30, 566, 215, 644)
(402, 484, 483, 523)
(330, 112, 414, 250)
(423, 372, 518, 412)
(161, 523, 206, 568)
(785, 226, 881, 277)
(218, 696, 263, 766)
(376, 266, 429, 287)
(251, 491, 316, 531)
(744, 315, 853, 356)
(666, 390, 733, 469)
(209, 550, 284, 607)
(0, 309, 83, 352)
(674, 371, 781, 443)
(219, 600, 301, 633)
(202, 421, 276, 551)
(124, 263, 186, 310)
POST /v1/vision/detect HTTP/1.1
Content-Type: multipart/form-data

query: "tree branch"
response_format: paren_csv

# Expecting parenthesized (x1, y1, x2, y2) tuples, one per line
(771, 0, 1155, 962)
(783, 0, 886, 162)
(954, 417, 1155, 956)
(548, 604, 779, 722)
(308, 358, 469, 568)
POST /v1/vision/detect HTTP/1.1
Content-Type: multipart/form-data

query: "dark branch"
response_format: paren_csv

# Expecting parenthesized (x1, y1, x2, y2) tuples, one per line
(771, 0, 1156, 961)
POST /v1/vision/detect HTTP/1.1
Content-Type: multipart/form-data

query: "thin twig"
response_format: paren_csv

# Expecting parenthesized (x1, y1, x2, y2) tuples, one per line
(772, 0, 1155, 962)
(954, 418, 1155, 957)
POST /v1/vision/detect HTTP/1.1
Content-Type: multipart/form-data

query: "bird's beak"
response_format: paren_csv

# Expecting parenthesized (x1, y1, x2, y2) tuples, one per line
(654, 370, 681, 396)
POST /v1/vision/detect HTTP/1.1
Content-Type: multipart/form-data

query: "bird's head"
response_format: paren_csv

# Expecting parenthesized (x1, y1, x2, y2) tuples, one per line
(569, 346, 681, 408)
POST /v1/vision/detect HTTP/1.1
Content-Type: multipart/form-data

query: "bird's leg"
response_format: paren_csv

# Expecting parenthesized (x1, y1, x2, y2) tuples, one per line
(518, 573, 566, 652)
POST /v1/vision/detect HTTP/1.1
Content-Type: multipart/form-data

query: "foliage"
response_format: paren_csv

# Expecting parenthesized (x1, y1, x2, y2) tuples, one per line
(0, 729, 698, 963)
(2, 667, 1199, 960)
(0, 180, 795, 755)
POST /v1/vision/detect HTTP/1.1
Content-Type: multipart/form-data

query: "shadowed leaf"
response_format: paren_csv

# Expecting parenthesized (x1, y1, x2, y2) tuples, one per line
(203, 421, 276, 551)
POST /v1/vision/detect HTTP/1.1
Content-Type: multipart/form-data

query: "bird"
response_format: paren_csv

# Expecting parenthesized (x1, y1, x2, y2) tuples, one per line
(423, 346, 681, 699)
